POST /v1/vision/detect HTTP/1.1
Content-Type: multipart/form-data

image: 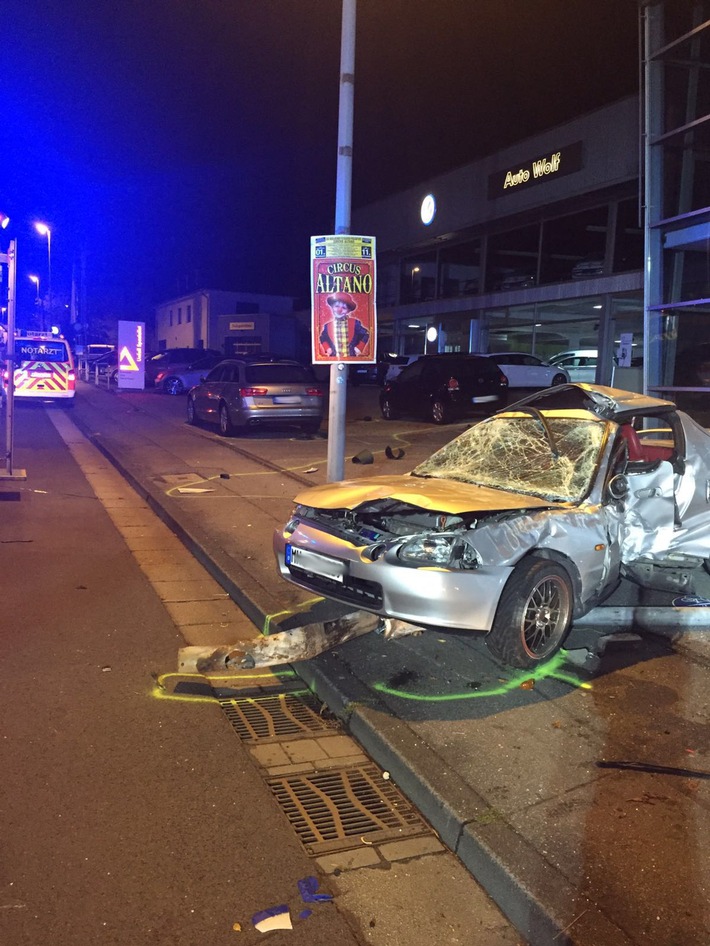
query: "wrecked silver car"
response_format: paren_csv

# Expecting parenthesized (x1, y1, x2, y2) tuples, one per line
(274, 384, 710, 668)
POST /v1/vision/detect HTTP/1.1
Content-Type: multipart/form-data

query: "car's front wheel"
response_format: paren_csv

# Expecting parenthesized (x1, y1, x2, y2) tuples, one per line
(218, 402, 235, 437)
(551, 373, 567, 386)
(164, 376, 185, 395)
(486, 558, 573, 668)
(186, 396, 198, 426)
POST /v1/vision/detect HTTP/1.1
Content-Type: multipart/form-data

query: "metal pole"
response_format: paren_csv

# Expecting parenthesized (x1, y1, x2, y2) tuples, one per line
(2, 239, 26, 481)
(46, 228, 52, 332)
(326, 0, 356, 483)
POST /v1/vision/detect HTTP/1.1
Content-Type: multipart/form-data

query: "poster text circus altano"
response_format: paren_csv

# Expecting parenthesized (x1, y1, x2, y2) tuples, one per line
(314, 262, 373, 295)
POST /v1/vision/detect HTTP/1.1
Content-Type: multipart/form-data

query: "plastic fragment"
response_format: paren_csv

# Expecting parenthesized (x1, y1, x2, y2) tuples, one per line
(303, 467, 318, 474)
(299, 909, 312, 920)
(385, 445, 405, 460)
(252, 905, 292, 933)
(519, 679, 535, 690)
(232, 922, 242, 931)
(382, 771, 391, 780)
(297, 876, 333, 903)
(352, 450, 374, 464)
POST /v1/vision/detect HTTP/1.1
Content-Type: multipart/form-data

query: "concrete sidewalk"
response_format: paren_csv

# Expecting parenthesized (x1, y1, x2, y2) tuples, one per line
(68, 381, 710, 946)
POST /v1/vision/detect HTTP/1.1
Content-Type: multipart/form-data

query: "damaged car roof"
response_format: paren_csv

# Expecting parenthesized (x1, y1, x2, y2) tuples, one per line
(507, 382, 676, 419)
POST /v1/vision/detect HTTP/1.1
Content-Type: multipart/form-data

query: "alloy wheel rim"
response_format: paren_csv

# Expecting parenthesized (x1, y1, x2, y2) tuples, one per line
(521, 575, 571, 658)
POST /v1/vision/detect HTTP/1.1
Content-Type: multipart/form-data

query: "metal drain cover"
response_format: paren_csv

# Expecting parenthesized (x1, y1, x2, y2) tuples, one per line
(219, 692, 334, 741)
(268, 762, 431, 854)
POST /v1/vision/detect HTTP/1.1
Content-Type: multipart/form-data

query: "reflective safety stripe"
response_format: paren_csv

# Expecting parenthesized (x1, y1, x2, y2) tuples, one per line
(13, 361, 75, 396)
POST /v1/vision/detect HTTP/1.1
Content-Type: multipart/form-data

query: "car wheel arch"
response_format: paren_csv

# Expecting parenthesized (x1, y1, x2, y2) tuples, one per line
(520, 549, 584, 614)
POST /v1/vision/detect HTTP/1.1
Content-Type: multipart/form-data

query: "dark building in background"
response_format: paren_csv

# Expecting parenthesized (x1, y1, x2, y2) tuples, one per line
(353, 0, 710, 408)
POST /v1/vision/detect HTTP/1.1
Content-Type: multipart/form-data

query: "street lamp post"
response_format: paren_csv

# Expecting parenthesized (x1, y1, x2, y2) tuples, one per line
(35, 222, 51, 331)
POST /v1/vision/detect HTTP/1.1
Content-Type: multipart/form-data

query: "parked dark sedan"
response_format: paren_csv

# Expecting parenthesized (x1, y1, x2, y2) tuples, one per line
(145, 347, 222, 387)
(379, 353, 508, 424)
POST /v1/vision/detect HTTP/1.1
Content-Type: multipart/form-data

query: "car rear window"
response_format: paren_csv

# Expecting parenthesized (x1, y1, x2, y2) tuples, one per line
(442, 357, 498, 376)
(17, 340, 70, 363)
(245, 364, 313, 384)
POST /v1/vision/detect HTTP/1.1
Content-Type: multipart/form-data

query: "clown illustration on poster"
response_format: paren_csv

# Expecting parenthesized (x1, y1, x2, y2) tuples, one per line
(311, 235, 376, 365)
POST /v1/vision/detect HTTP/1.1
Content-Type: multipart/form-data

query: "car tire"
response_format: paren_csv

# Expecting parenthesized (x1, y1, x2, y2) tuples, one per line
(486, 558, 573, 668)
(164, 376, 185, 395)
(186, 396, 198, 426)
(380, 397, 399, 420)
(218, 402, 235, 437)
(431, 399, 450, 425)
(551, 373, 567, 386)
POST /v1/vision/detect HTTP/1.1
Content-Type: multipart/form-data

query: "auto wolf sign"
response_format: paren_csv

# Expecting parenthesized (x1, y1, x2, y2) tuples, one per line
(311, 235, 376, 365)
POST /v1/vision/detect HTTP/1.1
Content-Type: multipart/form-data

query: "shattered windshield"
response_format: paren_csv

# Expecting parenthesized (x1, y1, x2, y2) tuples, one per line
(413, 412, 608, 502)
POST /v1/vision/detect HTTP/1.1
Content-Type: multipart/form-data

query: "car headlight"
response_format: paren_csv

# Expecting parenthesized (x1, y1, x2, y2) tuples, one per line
(398, 534, 479, 568)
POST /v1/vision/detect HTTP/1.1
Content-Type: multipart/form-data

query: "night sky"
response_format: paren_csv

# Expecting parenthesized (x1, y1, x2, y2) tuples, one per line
(3, 0, 640, 329)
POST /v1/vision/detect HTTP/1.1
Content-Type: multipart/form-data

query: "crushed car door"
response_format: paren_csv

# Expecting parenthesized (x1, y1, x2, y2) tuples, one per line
(617, 460, 677, 561)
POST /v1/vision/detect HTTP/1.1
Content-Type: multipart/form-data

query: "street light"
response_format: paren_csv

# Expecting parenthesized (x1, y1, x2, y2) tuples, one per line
(29, 274, 40, 301)
(35, 222, 51, 331)
(0, 213, 10, 230)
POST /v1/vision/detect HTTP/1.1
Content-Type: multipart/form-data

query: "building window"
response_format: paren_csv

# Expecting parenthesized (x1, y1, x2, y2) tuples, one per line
(169, 309, 173, 327)
(438, 240, 481, 298)
(187, 304, 192, 323)
(401, 252, 437, 304)
(178, 307, 182, 325)
(540, 206, 608, 285)
(486, 224, 540, 292)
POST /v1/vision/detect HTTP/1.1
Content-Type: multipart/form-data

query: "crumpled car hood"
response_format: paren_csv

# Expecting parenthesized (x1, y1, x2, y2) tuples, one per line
(293, 474, 554, 515)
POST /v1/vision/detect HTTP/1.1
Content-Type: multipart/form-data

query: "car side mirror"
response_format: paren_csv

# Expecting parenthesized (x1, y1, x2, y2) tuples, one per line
(607, 473, 629, 501)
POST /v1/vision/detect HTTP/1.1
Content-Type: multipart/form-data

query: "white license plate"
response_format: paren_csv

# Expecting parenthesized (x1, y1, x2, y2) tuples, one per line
(274, 395, 301, 404)
(471, 394, 499, 403)
(287, 545, 346, 582)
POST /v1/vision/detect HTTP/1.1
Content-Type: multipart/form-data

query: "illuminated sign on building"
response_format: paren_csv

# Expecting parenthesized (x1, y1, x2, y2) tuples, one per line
(117, 320, 145, 390)
(488, 141, 584, 198)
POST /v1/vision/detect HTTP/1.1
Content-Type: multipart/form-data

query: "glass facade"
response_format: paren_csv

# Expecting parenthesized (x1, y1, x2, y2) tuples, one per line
(371, 2, 709, 408)
(644, 0, 710, 419)
(377, 190, 644, 388)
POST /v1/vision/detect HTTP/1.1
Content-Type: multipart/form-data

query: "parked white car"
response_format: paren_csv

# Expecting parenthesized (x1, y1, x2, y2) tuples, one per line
(481, 352, 569, 388)
(549, 350, 598, 383)
(384, 355, 420, 383)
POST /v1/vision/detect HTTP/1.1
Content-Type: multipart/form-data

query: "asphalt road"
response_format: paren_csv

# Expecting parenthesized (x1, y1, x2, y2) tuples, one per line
(5, 381, 710, 946)
(0, 397, 522, 946)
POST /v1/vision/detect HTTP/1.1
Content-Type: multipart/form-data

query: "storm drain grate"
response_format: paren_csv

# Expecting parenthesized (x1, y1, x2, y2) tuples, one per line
(267, 762, 431, 855)
(219, 692, 334, 741)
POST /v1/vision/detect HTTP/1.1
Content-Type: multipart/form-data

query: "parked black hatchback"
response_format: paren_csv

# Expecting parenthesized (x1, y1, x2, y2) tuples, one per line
(379, 354, 508, 424)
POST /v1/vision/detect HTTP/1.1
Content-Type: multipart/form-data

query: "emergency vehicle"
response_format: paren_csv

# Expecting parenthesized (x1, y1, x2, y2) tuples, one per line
(2, 331, 76, 404)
